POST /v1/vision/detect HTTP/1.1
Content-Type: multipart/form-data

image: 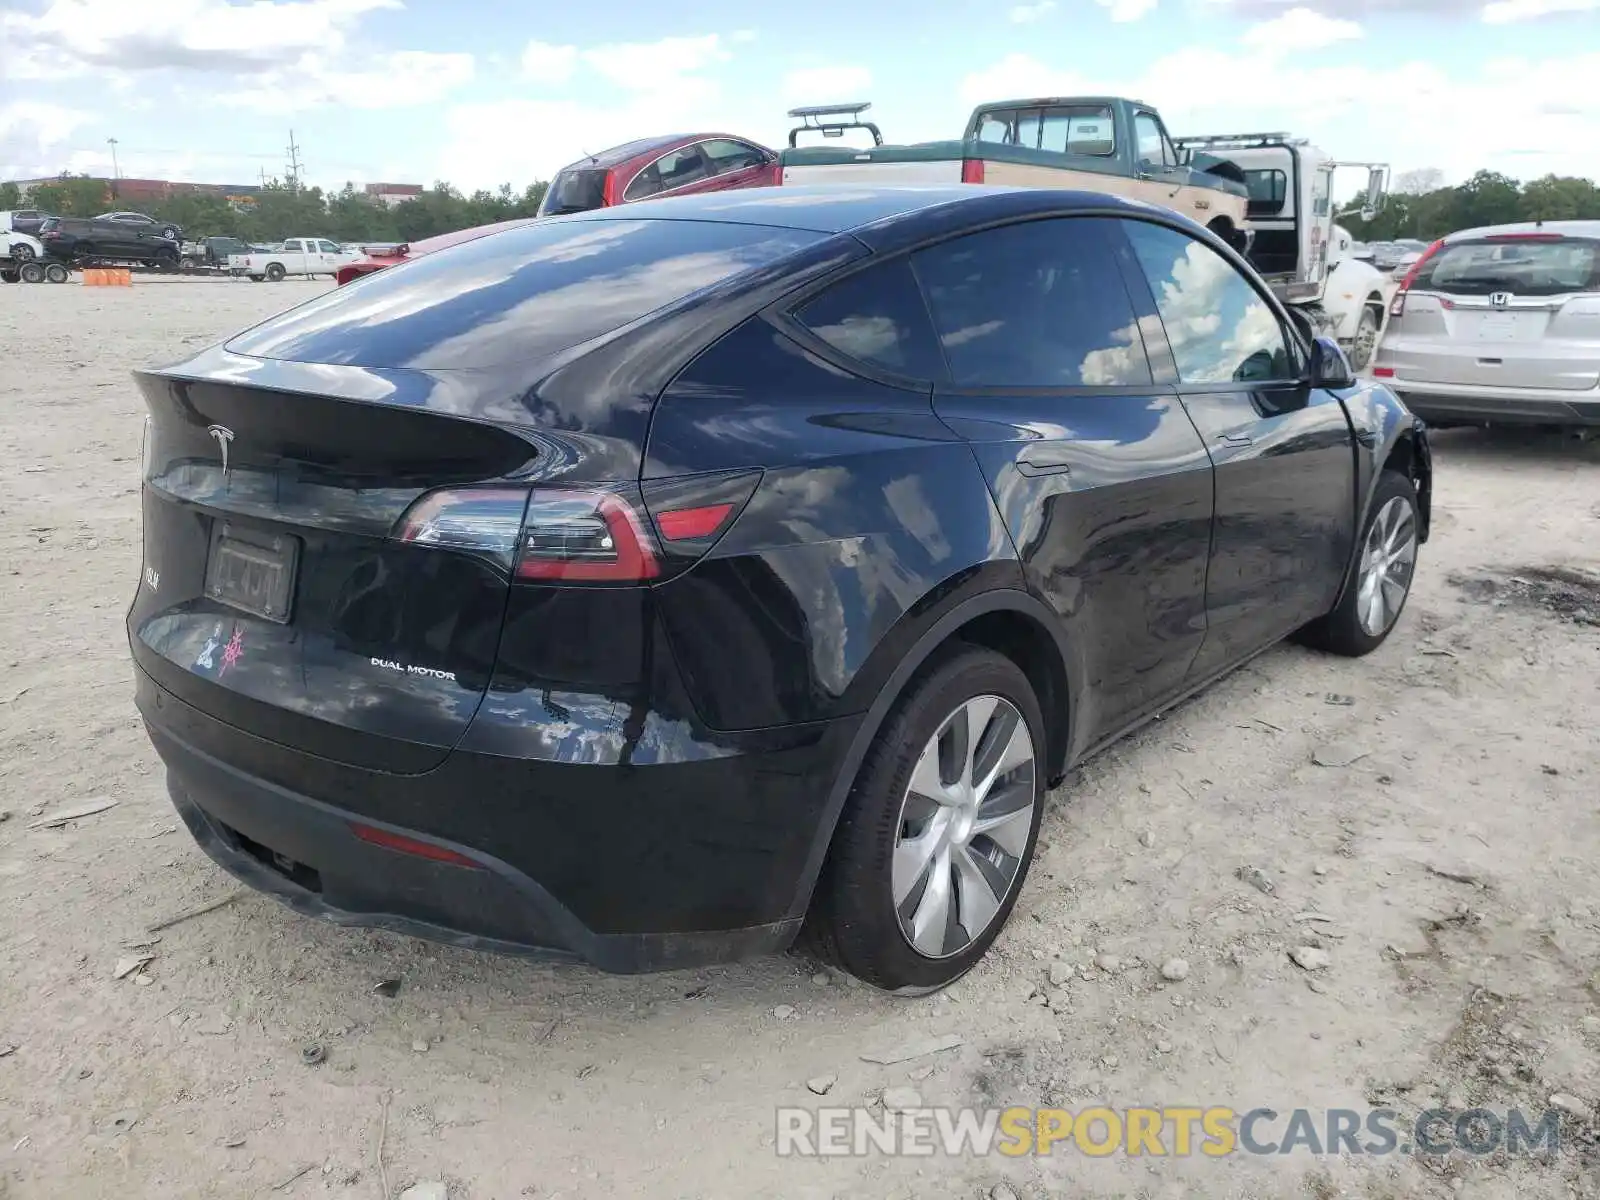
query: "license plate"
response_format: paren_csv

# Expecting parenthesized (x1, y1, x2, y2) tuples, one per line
(204, 524, 297, 623)
(1475, 313, 1518, 341)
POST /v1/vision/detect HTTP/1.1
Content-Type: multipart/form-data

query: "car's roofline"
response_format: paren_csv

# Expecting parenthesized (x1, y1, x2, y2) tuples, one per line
(1444, 219, 1600, 243)
(556, 184, 1178, 238)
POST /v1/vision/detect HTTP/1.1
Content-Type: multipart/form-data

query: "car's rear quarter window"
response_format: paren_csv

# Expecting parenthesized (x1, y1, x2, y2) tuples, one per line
(793, 260, 947, 381)
(225, 218, 825, 370)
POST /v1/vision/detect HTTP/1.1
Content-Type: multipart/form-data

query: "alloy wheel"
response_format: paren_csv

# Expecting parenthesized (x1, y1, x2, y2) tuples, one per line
(1356, 496, 1417, 636)
(892, 694, 1037, 959)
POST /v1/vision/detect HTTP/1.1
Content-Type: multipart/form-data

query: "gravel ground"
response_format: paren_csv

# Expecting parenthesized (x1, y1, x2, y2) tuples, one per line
(1, 276, 1598, 1200)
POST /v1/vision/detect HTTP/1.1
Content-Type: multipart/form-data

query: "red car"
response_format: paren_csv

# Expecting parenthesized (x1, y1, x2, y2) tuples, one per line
(537, 133, 780, 216)
(334, 217, 539, 285)
(335, 133, 781, 285)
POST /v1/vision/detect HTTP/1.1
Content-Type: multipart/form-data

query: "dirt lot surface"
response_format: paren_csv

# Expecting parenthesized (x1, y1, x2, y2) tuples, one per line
(1, 277, 1598, 1200)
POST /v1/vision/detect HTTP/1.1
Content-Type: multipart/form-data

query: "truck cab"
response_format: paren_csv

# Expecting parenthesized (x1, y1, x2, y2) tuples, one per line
(1172, 133, 1392, 366)
(779, 96, 1252, 253)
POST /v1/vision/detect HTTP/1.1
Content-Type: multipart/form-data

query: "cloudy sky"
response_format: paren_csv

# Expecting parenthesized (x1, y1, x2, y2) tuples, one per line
(1, 0, 1596, 196)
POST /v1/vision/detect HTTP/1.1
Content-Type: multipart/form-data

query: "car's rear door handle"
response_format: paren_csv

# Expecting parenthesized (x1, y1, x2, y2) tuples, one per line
(1217, 432, 1254, 448)
(1016, 444, 1075, 476)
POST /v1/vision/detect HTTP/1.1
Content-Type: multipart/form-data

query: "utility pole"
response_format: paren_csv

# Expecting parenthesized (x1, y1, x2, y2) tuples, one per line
(286, 129, 303, 191)
(107, 137, 119, 197)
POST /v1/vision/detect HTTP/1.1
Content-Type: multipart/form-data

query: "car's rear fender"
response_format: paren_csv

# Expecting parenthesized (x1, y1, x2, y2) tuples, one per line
(778, 585, 1079, 922)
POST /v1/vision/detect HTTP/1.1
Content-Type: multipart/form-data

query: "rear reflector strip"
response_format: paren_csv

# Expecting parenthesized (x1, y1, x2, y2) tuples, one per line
(1373, 367, 1395, 378)
(655, 502, 735, 541)
(350, 822, 481, 868)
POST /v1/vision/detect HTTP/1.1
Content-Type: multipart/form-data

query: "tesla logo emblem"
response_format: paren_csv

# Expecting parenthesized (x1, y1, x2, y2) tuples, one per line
(207, 424, 234, 475)
(1490, 292, 1512, 310)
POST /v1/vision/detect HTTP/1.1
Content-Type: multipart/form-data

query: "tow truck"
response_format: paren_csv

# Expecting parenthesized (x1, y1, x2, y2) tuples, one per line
(1173, 132, 1391, 368)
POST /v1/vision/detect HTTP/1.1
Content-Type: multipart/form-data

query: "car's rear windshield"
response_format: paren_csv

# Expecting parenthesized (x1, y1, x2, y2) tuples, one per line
(1415, 236, 1600, 297)
(539, 169, 609, 216)
(225, 218, 825, 370)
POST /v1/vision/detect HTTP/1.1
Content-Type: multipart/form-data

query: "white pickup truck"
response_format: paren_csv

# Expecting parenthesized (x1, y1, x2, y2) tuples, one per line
(228, 237, 364, 282)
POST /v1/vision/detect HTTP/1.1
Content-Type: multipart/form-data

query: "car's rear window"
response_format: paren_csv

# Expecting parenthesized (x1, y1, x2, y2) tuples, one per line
(1416, 237, 1600, 297)
(539, 169, 608, 216)
(225, 218, 825, 370)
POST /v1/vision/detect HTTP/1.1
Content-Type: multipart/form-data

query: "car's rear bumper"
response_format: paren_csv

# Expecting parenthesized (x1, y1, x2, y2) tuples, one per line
(137, 666, 852, 972)
(1384, 378, 1600, 427)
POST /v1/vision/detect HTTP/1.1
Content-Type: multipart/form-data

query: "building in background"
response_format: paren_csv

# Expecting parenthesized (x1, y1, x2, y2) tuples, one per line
(364, 183, 424, 208)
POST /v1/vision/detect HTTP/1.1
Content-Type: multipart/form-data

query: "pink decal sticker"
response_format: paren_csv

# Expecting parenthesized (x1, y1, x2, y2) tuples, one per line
(218, 628, 244, 676)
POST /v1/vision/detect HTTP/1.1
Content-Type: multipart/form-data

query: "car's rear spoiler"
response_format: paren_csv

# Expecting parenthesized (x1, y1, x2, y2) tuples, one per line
(787, 102, 883, 148)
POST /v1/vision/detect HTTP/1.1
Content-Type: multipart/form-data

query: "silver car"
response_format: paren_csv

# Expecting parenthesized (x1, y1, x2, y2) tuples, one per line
(1375, 220, 1600, 427)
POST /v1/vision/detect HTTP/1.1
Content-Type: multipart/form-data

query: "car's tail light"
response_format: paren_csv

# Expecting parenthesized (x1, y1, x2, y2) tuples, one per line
(961, 159, 986, 184)
(392, 486, 660, 582)
(394, 472, 761, 583)
(1390, 237, 1445, 318)
(1373, 366, 1395, 378)
(395, 488, 529, 560)
(516, 491, 658, 581)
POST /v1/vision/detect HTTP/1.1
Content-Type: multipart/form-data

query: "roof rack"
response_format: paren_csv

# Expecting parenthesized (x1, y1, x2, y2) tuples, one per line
(787, 102, 884, 148)
(1172, 132, 1305, 149)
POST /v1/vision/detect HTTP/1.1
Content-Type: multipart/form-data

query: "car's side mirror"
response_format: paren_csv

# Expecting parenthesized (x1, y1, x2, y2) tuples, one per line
(1308, 335, 1356, 389)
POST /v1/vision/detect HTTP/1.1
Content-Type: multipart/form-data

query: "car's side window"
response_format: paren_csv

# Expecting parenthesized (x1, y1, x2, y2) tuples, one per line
(317, 240, 339, 253)
(1122, 220, 1296, 386)
(625, 146, 709, 202)
(911, 217, 1154, 389)
(701, 139, 767, 175)
(793, 259, 946, 382)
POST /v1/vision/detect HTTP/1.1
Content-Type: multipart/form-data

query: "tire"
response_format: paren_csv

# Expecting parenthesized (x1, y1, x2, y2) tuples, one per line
(805, 644, 1046, 993)
(1297, 469, 1421, 657)
(45, 263, 69, 284)
(18, 260, 46, 283)
(160, 226, 179, 241)
(1348, 304, 1382, 372)
(9, 242, 35, 262)
(265, 262, 286, 282)
(0, 269, 17, 284)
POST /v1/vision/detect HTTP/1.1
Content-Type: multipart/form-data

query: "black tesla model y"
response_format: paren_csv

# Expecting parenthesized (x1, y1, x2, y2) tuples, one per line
(129, 186, 1430, 991)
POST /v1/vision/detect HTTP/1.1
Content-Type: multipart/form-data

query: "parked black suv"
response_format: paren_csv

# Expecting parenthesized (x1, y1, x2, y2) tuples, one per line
(40, 213, 180, 267)
(129, 187, 1430, 990)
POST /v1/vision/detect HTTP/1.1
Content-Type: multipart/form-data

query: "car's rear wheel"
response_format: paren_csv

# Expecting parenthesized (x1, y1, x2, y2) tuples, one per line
(806, 645, 1045, 993)
(1298, 469, 1420, 656)
(160, 225, 179, 241)
(265, 262, 286, 282)
(9, 242, 35, 262)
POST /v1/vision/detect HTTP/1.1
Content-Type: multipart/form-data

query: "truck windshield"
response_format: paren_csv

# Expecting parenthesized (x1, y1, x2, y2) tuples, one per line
(973, 105, 1115, 156)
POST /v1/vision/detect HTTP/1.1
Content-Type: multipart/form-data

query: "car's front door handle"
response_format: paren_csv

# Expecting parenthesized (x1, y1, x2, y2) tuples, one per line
(1016, 444, 1075, 477)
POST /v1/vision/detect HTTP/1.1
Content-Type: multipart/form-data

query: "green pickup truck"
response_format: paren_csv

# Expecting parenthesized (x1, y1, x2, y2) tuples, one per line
(779, 97, 1253, 252)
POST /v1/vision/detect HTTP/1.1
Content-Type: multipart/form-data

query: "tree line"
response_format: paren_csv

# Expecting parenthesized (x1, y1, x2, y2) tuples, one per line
(6, 166, 1598, 248)
(1340, 169, 1600, 241)
(0, 176, 552, 245)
